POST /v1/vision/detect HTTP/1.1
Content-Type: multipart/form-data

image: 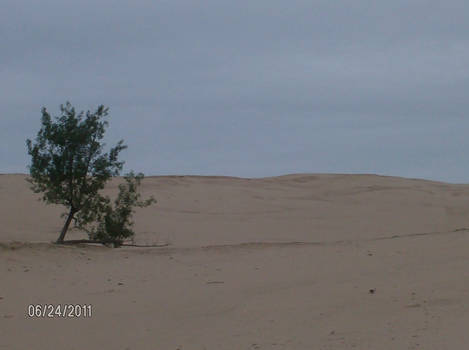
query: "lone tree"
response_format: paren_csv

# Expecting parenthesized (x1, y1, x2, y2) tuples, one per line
(26, 102, 155, 244)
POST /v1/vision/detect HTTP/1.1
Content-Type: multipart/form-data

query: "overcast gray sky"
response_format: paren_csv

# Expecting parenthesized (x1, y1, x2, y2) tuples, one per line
(2, 0, 469, 182)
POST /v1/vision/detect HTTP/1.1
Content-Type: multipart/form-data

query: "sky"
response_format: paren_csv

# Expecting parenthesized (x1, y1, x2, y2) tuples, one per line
(2, 0, 469, 182)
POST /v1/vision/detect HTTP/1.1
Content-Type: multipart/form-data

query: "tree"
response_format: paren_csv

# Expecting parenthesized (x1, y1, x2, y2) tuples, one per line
(26, 102, 154, 244)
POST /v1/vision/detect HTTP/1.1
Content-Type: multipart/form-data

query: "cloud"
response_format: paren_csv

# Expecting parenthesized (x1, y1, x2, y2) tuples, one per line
(2, 0, 469, 182)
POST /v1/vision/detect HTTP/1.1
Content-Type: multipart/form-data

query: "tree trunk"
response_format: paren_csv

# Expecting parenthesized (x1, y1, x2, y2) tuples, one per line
(56, 209, 75, 244)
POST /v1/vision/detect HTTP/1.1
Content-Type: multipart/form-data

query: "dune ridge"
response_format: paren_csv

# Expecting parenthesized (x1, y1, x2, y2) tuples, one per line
(2, 173, 469, 247)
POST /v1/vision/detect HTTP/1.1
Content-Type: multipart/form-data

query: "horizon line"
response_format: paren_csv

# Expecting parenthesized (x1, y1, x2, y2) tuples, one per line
(1, 172, 467, 185)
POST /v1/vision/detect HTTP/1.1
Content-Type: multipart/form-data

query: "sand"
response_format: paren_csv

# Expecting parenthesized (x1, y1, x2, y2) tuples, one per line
(1, 173, 469, 349)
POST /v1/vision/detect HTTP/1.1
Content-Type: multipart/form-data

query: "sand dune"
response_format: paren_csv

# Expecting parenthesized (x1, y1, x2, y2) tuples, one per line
(2, 173, 469, 349)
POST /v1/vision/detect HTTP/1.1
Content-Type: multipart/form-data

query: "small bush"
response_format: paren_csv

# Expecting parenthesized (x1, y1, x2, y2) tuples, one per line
(74, 172, 156, 245)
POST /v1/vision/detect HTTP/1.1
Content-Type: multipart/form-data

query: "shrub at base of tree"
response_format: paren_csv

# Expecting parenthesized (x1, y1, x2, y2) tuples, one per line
(74, 172, 156, 246)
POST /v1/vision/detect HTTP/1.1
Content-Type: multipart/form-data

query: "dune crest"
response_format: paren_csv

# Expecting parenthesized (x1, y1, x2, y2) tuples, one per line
(2, 173, 469, 247)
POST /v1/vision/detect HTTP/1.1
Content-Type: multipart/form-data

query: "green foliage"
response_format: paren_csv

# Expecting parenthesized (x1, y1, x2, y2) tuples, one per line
(26, 102, 126, 210)
(26, 102, 154, 244)
(75, 172, 156, 244)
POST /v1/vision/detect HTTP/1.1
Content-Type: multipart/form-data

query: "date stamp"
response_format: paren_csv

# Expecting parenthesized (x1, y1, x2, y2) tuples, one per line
(27, 304, 93, 318)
